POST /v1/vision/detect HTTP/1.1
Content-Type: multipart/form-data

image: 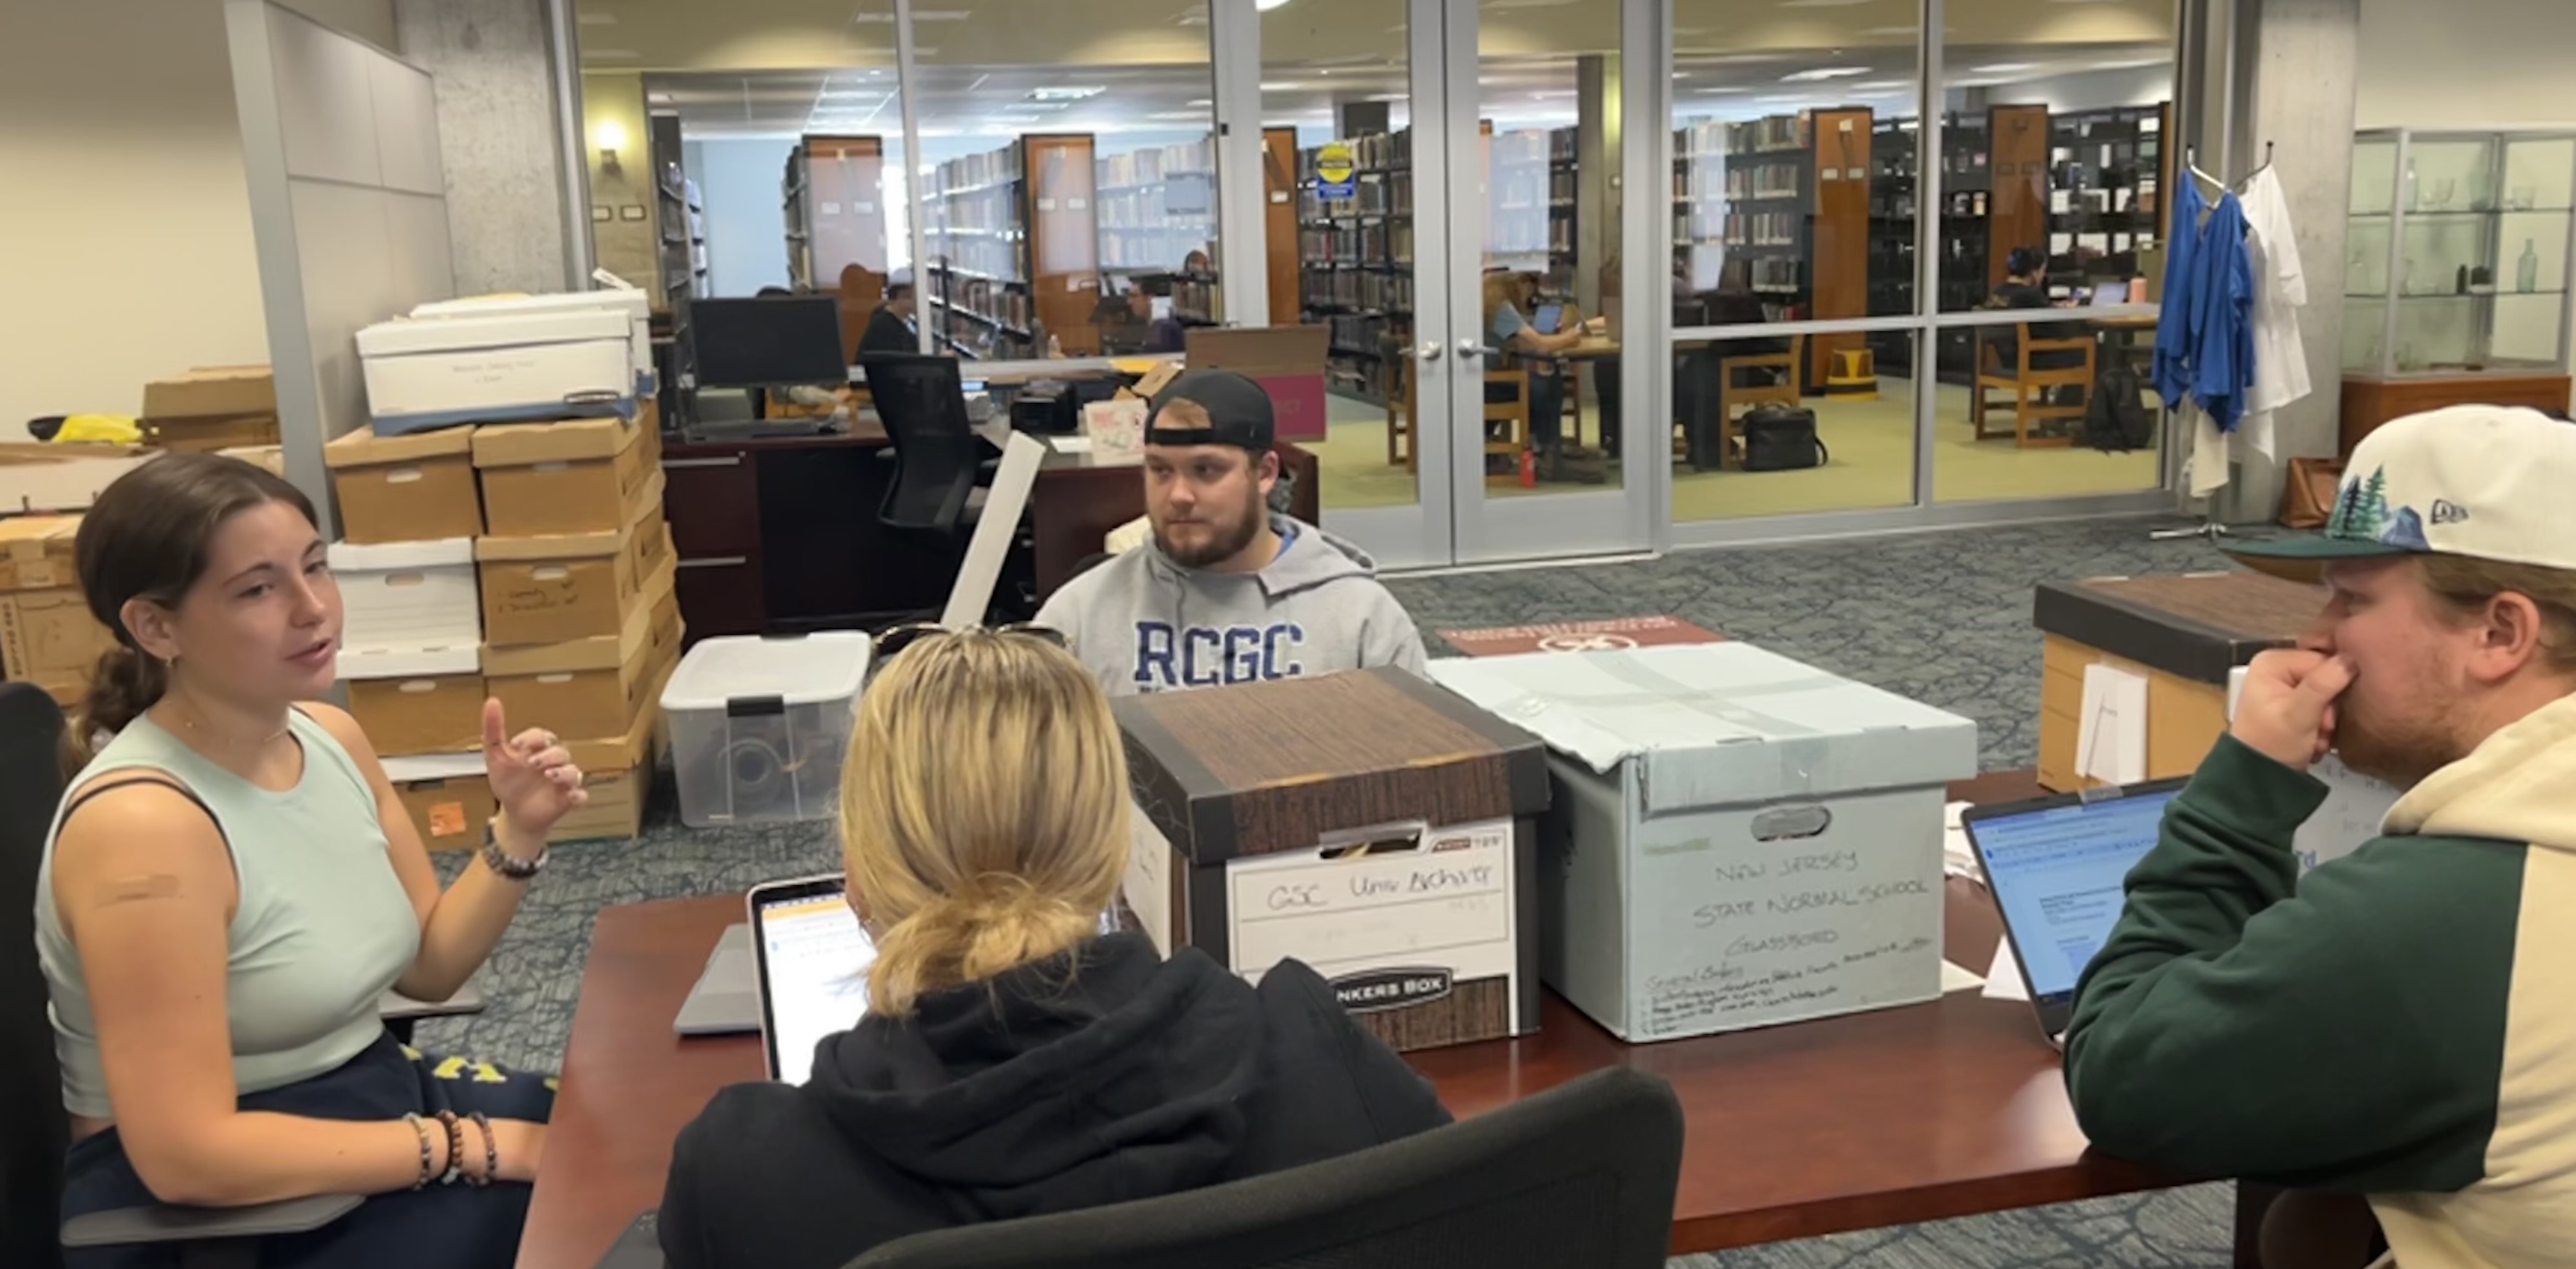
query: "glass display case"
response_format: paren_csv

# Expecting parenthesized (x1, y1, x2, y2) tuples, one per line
(2344, 129, 2576, 376)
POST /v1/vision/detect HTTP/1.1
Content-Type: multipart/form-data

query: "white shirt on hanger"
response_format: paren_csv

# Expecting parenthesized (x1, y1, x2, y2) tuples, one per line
(2236, 165, 2310, 458)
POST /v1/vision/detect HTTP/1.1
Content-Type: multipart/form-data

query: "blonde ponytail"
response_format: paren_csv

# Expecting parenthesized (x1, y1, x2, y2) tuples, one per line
(839, 630, 1131, 1017)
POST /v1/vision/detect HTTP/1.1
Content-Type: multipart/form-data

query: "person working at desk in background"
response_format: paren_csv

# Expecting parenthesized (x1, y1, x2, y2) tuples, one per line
(1484, 269, 1609, 484)
(2064, 406, 2576, 1269)
(858, 276, 919, 356)
(37, 455, 587, 1268)
(657, 630, 1452, 1269)
(1036, 370, 1429, 697)
(1984, 247, 2088, 399)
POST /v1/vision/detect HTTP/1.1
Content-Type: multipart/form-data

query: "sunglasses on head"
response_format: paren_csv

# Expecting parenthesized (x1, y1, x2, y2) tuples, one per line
(871, 622, 1068, 672)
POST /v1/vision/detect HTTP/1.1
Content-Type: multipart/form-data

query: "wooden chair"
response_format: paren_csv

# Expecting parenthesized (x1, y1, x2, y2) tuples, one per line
(1680, 333, 1805, 467)
(1387, 357, 1532, 482)
(1386, 335, 1415, 469)
(1972, 324, 2095, 449)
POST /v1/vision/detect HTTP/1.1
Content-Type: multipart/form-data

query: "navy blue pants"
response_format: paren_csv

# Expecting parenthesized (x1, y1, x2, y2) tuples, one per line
(61, 1031, 554, 1269)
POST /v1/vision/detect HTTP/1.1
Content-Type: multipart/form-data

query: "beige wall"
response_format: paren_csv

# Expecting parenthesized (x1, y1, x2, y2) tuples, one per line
(2357, 0, 2576, 130)
(581, 71, 661, 288)
(0, 0, 398, 440)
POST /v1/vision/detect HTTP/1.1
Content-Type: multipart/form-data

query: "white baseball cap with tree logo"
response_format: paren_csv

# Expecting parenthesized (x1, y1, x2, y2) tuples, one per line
(2227, 405, 2576, 570)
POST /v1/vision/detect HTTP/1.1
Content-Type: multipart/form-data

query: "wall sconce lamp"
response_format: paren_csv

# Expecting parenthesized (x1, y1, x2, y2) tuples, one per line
(593, 119, 627, 172)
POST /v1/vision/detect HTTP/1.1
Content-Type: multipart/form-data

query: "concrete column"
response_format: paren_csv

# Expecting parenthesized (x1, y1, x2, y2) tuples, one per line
(393, 0, 577, 292)
(1575, 53, 1619, 321)
(2219, 0, 2361, 522)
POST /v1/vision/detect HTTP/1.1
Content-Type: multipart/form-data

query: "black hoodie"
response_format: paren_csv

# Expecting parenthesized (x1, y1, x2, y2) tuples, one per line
(657, 934, 1454, 1269)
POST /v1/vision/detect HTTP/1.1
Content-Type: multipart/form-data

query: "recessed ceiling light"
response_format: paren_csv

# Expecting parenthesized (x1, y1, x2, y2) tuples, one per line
(1780, 66, 1869, 82)
(1029, 86, 1106, 100)
(1757, 95, 1812, 104)
(1148, 110, 1211, 120)
(2091, 57, 2169, 70)
(1365, 93, 1407, 102)
(1528, 89, 1576, 98)
(1694, 86, 1750, 94)
(1187, 98, 1213, 106)
(1970, 62, 2036, 73)
(1260, 81, 1305, 91)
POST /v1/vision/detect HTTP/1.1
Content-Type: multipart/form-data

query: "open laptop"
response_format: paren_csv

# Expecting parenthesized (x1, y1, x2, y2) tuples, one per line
(747, 874, 878, 1084)
(1961, 778, 2185, 1048)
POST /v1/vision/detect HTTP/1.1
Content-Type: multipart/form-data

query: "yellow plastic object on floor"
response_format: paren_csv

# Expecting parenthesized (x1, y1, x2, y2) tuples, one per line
(50, 415, 144, 445)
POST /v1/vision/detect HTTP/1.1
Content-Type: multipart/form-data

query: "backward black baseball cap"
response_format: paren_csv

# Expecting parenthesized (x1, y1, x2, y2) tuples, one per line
(1144, 369, 1274, 451)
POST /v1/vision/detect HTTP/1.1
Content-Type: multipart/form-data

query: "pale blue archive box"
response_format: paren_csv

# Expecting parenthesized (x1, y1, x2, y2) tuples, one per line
(1430, 643, 1976, 1042)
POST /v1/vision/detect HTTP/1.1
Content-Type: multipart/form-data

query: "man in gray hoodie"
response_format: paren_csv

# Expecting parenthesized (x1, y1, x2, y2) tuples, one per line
(1035, 370, 1430, 697)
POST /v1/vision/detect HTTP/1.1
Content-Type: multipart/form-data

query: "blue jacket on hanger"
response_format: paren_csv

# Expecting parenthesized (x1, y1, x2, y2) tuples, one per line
(2152, 176, 2257, 433)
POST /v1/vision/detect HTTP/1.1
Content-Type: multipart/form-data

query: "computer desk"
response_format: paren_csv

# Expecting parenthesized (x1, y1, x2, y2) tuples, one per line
(512, 769, 2264, 1269)
(660, 413, 1319, 644)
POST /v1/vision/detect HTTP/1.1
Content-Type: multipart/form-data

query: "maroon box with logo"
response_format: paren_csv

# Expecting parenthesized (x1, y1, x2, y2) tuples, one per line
(1112, 669, 1548, 1051)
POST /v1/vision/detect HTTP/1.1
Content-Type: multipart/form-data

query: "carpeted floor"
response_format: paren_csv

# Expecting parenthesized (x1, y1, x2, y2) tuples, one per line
(424, 514, 2250, 1268)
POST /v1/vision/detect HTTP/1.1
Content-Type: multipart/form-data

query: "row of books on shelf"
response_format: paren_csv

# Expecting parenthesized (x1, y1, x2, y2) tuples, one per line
(1097, 139, 1214, 189)
(1721, 164, 1807, 200)
(933, 145, 1025, 194)
(1302, 269, 1413, 315)
(931, 278, 1033, 333)
(1300, 131, 1410, 176)
(1096, 185, 1214, 229)
(927, 236, 1027, 285)
(1099, 233, 1213, 270)
(1323, 313, 1397, 358)
(1303, 180, 1410, 219)
(1672, 211, 1801, 248)
(1300, 222, 1412, 267)
(930, 185, 1025, 235)
(937, 316, 1038, 362)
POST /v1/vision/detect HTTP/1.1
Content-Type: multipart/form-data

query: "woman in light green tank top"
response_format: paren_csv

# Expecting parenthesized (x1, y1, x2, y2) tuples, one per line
(38, 455, 592, 1269)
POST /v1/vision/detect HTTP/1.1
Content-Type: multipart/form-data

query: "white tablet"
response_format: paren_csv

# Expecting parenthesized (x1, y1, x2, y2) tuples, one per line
(747, 874, 877, 1084)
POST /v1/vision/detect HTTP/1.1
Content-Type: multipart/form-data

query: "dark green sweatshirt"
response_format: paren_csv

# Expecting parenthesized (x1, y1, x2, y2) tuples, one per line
(2065, 695, 2576, 1269)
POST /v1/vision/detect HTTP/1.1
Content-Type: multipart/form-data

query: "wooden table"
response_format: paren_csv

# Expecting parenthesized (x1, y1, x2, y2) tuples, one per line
(516, 770, 2206, 1269)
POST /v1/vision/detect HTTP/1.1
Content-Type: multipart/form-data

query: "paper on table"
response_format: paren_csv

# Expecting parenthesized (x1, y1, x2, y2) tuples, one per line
(1941, 800, 1981, 882)
(1047, 434, 1096, 455)
(2078, 663, 2150, 785)
(1941, 959, 1985, 994)
(1983, 936, 2031, 1001)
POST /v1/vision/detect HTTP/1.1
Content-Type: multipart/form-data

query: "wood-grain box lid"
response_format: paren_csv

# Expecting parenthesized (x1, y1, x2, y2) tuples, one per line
(1115, 669, 1549, 865)
(2033, 571, 2320, 685)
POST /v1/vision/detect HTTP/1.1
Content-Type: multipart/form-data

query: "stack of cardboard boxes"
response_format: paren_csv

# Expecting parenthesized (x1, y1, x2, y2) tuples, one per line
(140, 366, 282, 453)
(0, 514, 115, 709)
(330, 411, 676, 849)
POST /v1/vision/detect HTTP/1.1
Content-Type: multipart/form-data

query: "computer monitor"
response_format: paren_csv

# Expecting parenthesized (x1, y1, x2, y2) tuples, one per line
(693, 296, 847, 389)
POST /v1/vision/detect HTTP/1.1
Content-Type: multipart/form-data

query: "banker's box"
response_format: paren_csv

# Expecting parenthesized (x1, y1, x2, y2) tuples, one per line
(1429, 644, 1977, 1043)
(380, 753, 497, 851)
(141, 366, 279, 453)
(356, 308, 638, 433)
(475, 473, 670, 646)
(1115, 669, 1551, 1053)
(1183, 326, 1328, 442)
(472, 415, 659, 538)
(324, 427, 483, 545)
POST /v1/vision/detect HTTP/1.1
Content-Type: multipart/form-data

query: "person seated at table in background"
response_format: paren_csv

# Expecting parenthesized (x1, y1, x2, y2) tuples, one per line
(1983, 247, 2087, 387)
(39, 454, 588, 1268)
(858, 276, 919, 356)
(2064, 406, 2576, 1269)
(656, 630, 1452, 1269)
(1483, 269, 1607, 484)
(1035, 369, 1428, 697)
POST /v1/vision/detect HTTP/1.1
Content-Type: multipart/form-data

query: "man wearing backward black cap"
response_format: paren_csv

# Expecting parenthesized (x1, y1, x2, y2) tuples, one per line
(1034, 370, 1428, 697)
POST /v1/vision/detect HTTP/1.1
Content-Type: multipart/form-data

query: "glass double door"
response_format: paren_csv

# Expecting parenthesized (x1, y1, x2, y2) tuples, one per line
(1263, 0, 1654, 570)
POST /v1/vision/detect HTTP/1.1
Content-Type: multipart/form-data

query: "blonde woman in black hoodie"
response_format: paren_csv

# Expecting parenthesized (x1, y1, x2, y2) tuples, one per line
(657, 629, 1453, 1269)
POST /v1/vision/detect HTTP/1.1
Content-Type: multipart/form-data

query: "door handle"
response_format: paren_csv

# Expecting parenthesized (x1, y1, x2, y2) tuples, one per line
(1417, 341, 1444, 361)
(1457, 339, 1500, 359)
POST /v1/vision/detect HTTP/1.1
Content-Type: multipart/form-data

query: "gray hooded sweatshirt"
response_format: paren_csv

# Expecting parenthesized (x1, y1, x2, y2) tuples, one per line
(1034, 514, 1429, 698)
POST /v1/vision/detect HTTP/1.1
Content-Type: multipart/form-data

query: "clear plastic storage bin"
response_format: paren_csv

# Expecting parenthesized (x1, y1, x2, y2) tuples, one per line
(660, 632, 872, 828)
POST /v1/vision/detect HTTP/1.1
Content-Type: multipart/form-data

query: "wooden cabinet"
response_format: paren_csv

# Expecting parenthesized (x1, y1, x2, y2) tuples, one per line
(2340, 372, 2572, 457)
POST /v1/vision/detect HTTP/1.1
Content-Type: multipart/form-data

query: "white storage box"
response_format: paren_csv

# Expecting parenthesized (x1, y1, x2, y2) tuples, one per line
(1428, 643, 1977, 1042)
(660, 632, 872, 829)
(331, 538, 481, 654)
(356, 309, 637, 434)
(409, 290, 653, 401)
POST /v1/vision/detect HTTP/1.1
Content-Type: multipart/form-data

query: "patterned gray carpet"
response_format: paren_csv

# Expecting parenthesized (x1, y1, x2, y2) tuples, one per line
(424, 514, 2249, 1267)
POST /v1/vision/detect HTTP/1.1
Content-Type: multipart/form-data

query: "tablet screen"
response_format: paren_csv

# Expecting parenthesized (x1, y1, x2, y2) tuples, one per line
(752, 881, 876, 1084)
(1533, 303, 1564, 335)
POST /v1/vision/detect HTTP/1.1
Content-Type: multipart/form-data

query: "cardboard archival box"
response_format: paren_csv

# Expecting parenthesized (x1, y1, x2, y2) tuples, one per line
(549, 651, 680, 845)
(330, 538, 484, 655)
(1114, 668, 1550, 1053)
(2031, 572, 2317, 792)
(0, 445, 156, 516)
(324, 426, 483, 545)
(0, 516, 82, 592)
(475, 476, 670, 646)
(0, 588, 116, 706)
(141, 366, 281, 454)
(481, 559, 680, 742)
(219, 446, 287, 477)
(380, 752, 497, 851)
(1182, 326, 1329, 442)
(472, 414, 657, 538)
(1428, 643, 1978, 1043)
(356, 308, 639, 432)
(339, 644, 486, 758)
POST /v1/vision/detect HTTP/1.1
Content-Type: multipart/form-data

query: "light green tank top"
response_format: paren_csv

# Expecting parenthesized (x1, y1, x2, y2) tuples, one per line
(33, 710, 423, 1119)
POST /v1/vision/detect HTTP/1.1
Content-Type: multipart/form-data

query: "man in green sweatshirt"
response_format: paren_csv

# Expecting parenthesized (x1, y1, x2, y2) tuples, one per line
(2066, 404, 2576, 1269)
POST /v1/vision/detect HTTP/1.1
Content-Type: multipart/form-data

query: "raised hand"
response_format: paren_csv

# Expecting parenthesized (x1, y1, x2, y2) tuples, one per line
(481, 698, 586, 840)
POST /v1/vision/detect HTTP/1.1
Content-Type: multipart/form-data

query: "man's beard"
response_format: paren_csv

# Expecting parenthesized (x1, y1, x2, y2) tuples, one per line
(1154, 498, 1265, 569)
(2331, 695, 2460, 789)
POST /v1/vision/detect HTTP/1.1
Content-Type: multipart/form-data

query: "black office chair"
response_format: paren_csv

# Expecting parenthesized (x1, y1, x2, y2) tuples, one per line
(848, 1066, 1685, 1269)
(0, 684, 357, 1268)
(863, 353, 989, 546)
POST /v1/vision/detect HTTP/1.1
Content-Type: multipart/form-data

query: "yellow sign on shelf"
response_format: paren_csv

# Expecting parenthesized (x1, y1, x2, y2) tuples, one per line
(1315, 140, 1358, 200)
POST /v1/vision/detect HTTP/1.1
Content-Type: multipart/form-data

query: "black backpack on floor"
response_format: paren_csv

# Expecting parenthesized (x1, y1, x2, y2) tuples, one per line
(2086, 362, 2156, 452)
(1741, 404, 1827, 471)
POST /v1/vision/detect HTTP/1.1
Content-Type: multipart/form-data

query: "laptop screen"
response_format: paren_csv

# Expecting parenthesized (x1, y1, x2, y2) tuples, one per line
(754, 883, 875, 1084)
(1973, 789, 2179, 1000)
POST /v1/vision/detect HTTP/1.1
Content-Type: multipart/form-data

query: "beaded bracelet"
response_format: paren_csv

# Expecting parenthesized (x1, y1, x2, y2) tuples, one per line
(402, 1113, 434, 1190)
(469, 1111, 498, 1188)
(434, 1110, 466, 1186)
